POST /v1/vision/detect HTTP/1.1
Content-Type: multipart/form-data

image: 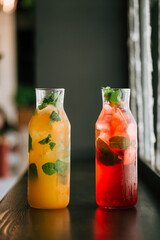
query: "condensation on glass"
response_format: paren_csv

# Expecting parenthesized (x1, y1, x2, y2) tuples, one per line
(28, 88, 71, 209)
(95, 88, 137, 208)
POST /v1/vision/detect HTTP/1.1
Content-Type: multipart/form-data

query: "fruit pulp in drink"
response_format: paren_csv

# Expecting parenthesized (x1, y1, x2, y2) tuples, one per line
(28, 104, 70, 209)
(96, 103, 137, 208)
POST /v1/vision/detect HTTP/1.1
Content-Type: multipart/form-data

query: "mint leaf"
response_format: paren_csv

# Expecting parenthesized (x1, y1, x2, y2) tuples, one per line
(34, 109, 38, 115)
(109, 136, 131, 149)
(109, 89, 122, 105)
(97, 138, 121, 166)
(54, 92, 61, 108)
(38, 134, 56, 151)
(29, 134, 32, 152)
(104, 88, 114, 101)
(49, 92, 60, 108)
(38, 91, 61, 110)
(100, 154, 121, 166)
(43, 97, 50, 104)
(42, 162, 56, 175)
(103, 87, 122, 105)
(29, 163, 38, 179)
(97, 138, 111, 155)
(49, 111, 61, 124)
(38, 134, 51, 145)
(49, 142, 56, 150)
(55, 159, 69, 177)
(38, 102, 48, 110)
(48, 92, 56, 102)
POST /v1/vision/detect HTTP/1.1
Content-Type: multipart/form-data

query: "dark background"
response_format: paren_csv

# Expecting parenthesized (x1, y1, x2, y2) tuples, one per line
(17, 0, 128, 158)
(36, 0, 128, 157)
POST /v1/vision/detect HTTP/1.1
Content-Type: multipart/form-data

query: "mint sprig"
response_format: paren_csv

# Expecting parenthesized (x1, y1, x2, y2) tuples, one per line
(38, 134, 51, 144)
(49, 111, 61, 125)
(42, 162, 56, 175)
(55, 159, 69, 177)
(109, 136, 131, 149)
(34, 109, 38, 115)
(29, 163, 38, 179)
(97, 138, 121, 166)
(38, 134, 56, 150)
(49, 142, 56, 150)
(103, 88, 114, 101)
(109, 89, 122, 105)
(38, 103, 48, 110)
(38, 91, 61, 110)
(42, 159, 69, 183)
(103, 87, 122, 106)
(29, 134, 32, 152)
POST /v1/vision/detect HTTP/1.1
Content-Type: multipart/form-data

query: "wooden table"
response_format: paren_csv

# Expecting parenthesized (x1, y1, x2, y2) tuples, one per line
(0, 160, 160, 240)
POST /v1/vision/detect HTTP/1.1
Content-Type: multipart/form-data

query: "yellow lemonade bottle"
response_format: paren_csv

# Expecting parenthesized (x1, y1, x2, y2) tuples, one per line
(28, 88, 70, 209)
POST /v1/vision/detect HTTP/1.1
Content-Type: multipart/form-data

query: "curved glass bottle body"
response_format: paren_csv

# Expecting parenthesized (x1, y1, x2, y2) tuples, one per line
(95, 89, 137, 208)
(28, 88, 70, 209)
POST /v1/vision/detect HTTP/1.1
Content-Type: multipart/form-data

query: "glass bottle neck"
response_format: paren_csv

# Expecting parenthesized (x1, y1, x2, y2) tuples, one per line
(36, 88, 64, 109)
(102, 88, 130, 108)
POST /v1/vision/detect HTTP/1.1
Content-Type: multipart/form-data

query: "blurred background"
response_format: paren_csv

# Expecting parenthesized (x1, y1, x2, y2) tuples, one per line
(0, 0, 159, 200)
(0, 0, 128, 198)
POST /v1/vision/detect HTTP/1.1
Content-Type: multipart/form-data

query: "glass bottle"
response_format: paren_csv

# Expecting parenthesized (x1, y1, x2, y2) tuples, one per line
(28, 88, 70, 209)
(95, 88, 137, 208)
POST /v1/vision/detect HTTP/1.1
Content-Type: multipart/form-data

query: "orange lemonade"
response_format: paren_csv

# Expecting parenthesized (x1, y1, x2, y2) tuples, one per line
(28, 88, 70, 209)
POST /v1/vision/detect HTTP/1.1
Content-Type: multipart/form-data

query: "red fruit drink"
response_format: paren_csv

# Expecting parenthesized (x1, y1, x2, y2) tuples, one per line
(96, 88, 137, 208)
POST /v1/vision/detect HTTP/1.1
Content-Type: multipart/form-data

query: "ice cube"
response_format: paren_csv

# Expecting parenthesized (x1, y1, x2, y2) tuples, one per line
(124, 147, 136, 165)
(112, 125, 126, 137)
(103, 104, 113, 122)
(98, 132, 110, 144)
(111, 108, 127, 129)
(103, 103, 113, 114)
(96, 121, 111, 132)
(126, 123, 137, 140)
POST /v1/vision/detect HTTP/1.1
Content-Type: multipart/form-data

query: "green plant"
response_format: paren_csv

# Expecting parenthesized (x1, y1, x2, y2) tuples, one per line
(16, 84, 35, 106)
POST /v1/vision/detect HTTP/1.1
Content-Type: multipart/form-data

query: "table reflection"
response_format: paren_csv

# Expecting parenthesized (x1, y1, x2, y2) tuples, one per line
(29, 208, 70, 240)
(94, 207, 141, 240)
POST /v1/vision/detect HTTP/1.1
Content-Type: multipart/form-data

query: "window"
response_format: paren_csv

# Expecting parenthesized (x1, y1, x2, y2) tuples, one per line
(128, 0, 160, 172)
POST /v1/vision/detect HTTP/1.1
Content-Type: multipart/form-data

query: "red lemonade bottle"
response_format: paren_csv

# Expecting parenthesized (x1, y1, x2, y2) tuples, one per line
(95, 87, 137, 208)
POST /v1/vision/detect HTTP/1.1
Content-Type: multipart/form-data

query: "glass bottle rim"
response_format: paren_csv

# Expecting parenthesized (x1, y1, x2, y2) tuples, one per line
(35, 88, 65, 91)
(101, 87, 130, 107)
(102, 87, 130, 91)
(101, 88, 130, 96)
